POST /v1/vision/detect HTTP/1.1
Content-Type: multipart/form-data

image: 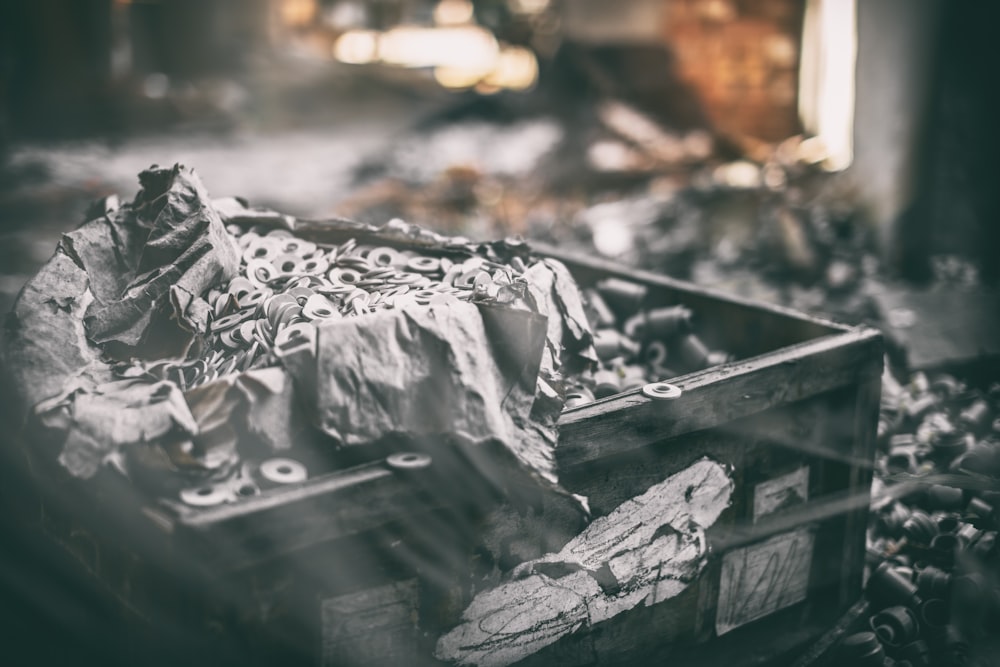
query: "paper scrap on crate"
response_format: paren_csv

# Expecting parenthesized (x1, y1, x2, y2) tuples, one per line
(715, 527, 815, 635)
(435, 457, 734, 667)
(291, 300, 560, 486)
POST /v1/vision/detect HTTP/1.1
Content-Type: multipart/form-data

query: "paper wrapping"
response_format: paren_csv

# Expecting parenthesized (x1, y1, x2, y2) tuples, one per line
(4, 165, 597, 500)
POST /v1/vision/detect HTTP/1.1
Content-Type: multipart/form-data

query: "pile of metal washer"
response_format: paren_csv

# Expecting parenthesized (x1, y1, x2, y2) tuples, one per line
(143, 224, 531, 391)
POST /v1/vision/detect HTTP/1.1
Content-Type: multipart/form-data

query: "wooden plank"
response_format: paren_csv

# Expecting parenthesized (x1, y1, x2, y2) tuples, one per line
(557, 327, 883, 468)
(840, 375, 881, 607)
(171, 462, 445, 572)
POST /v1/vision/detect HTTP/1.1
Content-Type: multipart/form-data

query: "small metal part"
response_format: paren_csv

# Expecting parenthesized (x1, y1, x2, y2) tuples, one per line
(238, 289, 269, 310)
(386, 452, 432, 470)
(234, 481, 261, 498)
(902, 510, 938, 544)
(929, 533, 960, 570)
(179, 484, 231, 507)
(676, 332, 713, 370)
(564, 387, 595, 409)
(407, 256, 440, 274)
(643, 340, 669, 368)
(923, 485, 964, 512)
(302, 294, 340, 320)
(642, 382, 682, 400)
(582, 288, 617, 329)
(593, 368, 622, 398)
(933, 512, 961, 534)
(247, 258, 278, 288)
(272, 253, 302, 275)
(259, 458, 308, 484)
(296, 256, 329, 276)
(837, 632, 886, 665)
(595, 277, 647, 317)
(593, 329, 640, 362)
(243, 239, 279, 263)
(280, 238, 316, 257)
(274, 322, 314, 351)
(328, 267, 361, 285)
(867, 561, 921, 608)
(868, 605, 919, 648)
(630, 305, 693, 340)
(368, 246, 402, 268)
(211, 308, 255, 333)
(915, 566, 950, 599)
(959, 399, 992, 433)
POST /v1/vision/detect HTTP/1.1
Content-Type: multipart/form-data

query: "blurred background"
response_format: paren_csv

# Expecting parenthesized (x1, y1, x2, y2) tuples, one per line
(2, 0, 998, 304)
(1, 0, 999, 664)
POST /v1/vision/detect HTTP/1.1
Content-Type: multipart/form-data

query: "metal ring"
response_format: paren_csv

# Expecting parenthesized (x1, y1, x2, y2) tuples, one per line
(272, 253, 302, 275)
(179, 485, 231, 507)
(386, 452, 432, 470)
(369, 246, 401, 267)
(274, 322, 314, 349)
(407, 256, 440, 274)
(259, 458, 308, 484)
(302, 294, 339, 320)
(642, 382, 683, 400)
(247, 258, 278, 288)
(280, 238, 316, 257)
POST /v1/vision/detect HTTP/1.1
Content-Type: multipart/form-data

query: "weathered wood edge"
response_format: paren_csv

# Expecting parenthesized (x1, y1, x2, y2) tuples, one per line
(839, 375, 882, 607)
(557, 327, 884, 468)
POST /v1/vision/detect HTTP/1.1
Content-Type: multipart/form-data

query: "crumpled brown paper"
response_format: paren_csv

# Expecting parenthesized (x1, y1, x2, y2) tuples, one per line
(282, 300, 559, 485)
(37, 379, 199, 479)
(3, 249, 110, 415)
(79, 164, 240, 348)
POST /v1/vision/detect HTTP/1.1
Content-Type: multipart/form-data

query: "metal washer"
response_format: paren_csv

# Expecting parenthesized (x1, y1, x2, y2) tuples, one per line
(259, 458, 308, 484)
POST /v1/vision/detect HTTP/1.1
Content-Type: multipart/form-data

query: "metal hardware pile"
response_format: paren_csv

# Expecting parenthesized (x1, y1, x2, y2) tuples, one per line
(837, 372, 1000, 666)
(565, 277, 731, 407)
(141, 223, 533, 392)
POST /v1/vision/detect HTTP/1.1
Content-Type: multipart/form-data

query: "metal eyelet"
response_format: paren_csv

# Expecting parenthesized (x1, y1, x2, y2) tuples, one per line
(259, 458, 308, 484)
(642, 382, 683, 400)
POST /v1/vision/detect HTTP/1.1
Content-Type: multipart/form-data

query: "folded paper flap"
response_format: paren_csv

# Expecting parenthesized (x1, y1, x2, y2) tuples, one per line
(84, 164, 240, 348)
(2, 248, 107, 414)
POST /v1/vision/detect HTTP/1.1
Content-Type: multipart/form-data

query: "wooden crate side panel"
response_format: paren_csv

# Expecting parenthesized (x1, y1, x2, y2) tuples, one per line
(558, 328, 883, 467)
(466, 381, 877, 666)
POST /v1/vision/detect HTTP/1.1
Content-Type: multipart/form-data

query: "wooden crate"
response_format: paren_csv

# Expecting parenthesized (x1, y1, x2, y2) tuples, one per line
(17, 241, 882, 667)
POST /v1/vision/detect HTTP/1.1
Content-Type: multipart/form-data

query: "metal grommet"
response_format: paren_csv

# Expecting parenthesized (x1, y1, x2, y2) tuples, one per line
(247, 258, 278, 288)
(369, 246, 402, 268)
(238, 289, 269, 310)
(407, 256, 440, 274)
(296, 256, 329, 276)
(328, 267, 361, 285)
(243, 239, 279, 263)
(273, 253, 302, 275)
(302, 294, 340, 320)
(259, 458, 308, 484)
(642, 382, 683, 400)
(280, 238, 316, 257)
(386, 452, 432, 470)
(226, 276, 255, 301)
(211, 308, 255, 333)
(286, 285, 316, 305)
(233, 481, 260, 498)
(274, 322, 314, 350)
(179, 485, 231, 507)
